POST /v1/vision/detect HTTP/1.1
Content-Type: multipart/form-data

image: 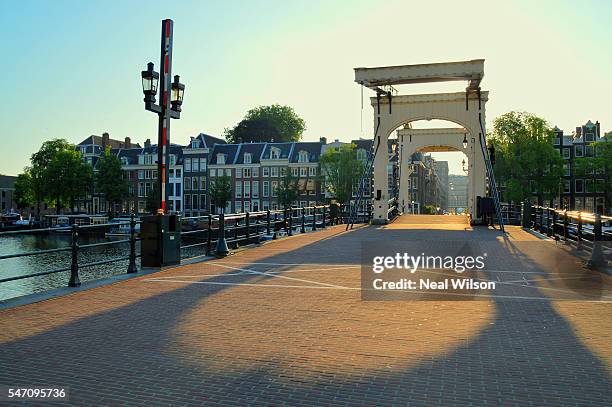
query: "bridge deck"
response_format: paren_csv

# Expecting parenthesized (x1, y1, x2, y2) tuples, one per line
(0, 223, 610, 405)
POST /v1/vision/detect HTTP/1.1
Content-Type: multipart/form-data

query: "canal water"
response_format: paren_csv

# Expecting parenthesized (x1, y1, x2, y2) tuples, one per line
(0, 231, 212, 302)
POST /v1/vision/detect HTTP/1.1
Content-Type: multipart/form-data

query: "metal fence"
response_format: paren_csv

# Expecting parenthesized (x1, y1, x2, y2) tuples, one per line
(0, 204, 364, 292)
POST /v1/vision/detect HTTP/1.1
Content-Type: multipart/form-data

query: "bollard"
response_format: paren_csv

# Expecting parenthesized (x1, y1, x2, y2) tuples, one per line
(577, 212, 583, 244)
(587, 213, 606, 269)
(266, 210, 271, 236)
(521, 201, 532, 228)
(312, 207, 317, 230)
(127, 214, 138, 273)
(288, 208, 293, 236)
(301, 207, 306, 233)
(552, 209, 558, 238)
(215, 213, 229, 257)
(206, 214, 212, 255)
(272, 212, 278, 240)
(69, 224, 81, 287)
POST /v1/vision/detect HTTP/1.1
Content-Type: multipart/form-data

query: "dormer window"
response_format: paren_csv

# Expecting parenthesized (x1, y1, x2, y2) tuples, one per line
(191, 140, 199, 149)
(244, 153, 252, 164)
(217, 153, 226, 165)
(121, 157, 129, 165)
(297, 150, 308, 163)
(270, 147, 280, 159)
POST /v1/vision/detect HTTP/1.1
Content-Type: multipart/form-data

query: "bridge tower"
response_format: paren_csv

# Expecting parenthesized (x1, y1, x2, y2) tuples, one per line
(354, 59, 492, 224)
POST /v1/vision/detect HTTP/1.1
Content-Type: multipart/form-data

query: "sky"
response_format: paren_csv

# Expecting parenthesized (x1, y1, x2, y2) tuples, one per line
(0, 0, 610, 176)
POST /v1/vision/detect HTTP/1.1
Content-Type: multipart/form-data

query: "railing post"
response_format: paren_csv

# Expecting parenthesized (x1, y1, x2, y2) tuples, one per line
(127, 214, 138, 273)
(215, 212, 229, 257)
(546, 208, 553, 237)
(272, 212, 278, 240)
(245, 212, 250, 243)
(312, 206, 317, 231)
(563, 210, 568, 241)
(284, 208, 290, 236)
(69, 224, 81, 287)
(266, 210, 271, 236)
(521, 201, 532, 228)
(322, 205, 327, 228)
(206, 214, 212, 255)
(577, 212, 583, 244)
(301, 207, 306, 233)
(587, 213, 605, 269)
(552, 209, 558, 238)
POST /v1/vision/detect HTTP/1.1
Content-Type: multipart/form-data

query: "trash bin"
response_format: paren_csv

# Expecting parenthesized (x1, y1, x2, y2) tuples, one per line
(141, 214, 181, 267)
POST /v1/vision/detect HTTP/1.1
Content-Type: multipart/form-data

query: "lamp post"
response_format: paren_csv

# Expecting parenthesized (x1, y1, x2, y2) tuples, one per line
(141, 19, 185, 214)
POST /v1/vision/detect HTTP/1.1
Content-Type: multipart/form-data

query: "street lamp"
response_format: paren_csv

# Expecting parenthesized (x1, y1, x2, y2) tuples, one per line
(462, 133, 468, 149)
(141, 19, 185, 214)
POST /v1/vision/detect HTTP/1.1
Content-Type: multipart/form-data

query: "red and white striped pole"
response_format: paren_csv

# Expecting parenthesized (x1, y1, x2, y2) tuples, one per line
(157, 19, 173, 214)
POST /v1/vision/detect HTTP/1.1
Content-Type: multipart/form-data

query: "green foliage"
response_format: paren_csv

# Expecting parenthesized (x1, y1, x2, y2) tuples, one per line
(14, 171, 35, 210)
(45, 148, 93, 213)
(320, 144, 364, 204)
(276, 172, 299, 209)
(423, 205, 437, 215)
(490, 111, 564, 204)
(209, 175, 232, 213)
(27, 139, 92, 214)
(96, 147, 130, 216)
(224, 104, 305, 143)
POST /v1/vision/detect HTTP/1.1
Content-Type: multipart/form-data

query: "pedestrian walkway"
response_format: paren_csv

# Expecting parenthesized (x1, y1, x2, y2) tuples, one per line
(0, 222, 610, 406)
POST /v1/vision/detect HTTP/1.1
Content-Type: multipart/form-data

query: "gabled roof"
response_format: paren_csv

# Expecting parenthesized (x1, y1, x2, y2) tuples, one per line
(188, 133, 226, 149)
(0, 175, 16, 189)
(209, 144, 240, 165)
(351, 139, 373, 150)
(113, 144, 183, 165)
(235, 143, 266, 164)
(78, 135, 141, 149)
(289, 142, 323, 163)
(261, 142, 293, 160)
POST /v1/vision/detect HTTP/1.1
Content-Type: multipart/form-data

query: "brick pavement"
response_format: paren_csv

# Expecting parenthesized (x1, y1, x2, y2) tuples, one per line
(0, 216, 610, 406)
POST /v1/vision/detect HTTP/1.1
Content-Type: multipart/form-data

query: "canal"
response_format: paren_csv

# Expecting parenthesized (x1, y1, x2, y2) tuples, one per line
(0, 233, 209, 302)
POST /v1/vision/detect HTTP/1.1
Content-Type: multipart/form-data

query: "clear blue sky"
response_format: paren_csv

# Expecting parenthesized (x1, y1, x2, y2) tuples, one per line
(1, 0, 610, 176)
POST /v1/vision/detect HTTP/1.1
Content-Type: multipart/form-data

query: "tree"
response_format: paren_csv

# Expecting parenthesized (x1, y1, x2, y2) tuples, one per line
(30, 139, 74, 217)
(319, 144, 364, 205)
(145, 182, 159, 214)
(14, 171, 35, 211)
(45, 149, 93, 213)
(276, 172, 299, 209)
(224, 104, 305, 143)
(490, 112, 564, 204)
(209, 175, 232, 214)
(226, 118, 280, 144)
(575, 133, 611, 213)
(96, 148, 130, 217)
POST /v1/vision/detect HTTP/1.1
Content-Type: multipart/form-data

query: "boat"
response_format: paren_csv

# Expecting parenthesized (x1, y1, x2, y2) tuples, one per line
(46, 214, 110, 235)
(105, 217, 140, 237)
(49, 216, 72, 233)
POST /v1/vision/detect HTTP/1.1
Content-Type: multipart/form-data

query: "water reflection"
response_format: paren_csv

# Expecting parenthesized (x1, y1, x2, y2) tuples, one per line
(0, 234, 141, 301)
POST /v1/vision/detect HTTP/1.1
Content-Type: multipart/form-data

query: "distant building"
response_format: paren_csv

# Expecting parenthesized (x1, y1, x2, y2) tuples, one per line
(0, 175, 16, 213)
(448, 174, 468, 214)
(434, 161, 449, 211)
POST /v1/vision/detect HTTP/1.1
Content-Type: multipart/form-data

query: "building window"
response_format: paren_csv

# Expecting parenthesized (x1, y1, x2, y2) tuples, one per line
(175, 183, 181, 197)
(563, 163, 570, 177)
(298, 150, 308, 163)
(200, 176, 206, 190)
(200, 158, 207, 171)
(270, 147, 280, 159)
(192, 194, 199, 210)
(562, 148, 570, 159)
(263, 181, 270, 197)
(252, 181, 259, 198)
(235, 182, 242, 198)
(575, 145, 584, 157)
(244, 153, 252, 164)
(244, 168, 251, 178)
(184, 177, 191, 190)
(263, 201, 270, 211)
(200, 194, 206, 210)
(280, 167, 287, 177)
(244, 182, 251, 198)
(291, 167, 299, 177)
(192, 177, 198, 191)
(271, 181, 278, 197)
(271, 167, 279, 177)
(244, 201, 251, 212)
(217, 154, 226, 165)
(185, 158, 192, 172)
(309, 167, 316, 176)
(300, 167, 307, 177)
(138, 170, 145, 180)
(225, 169, 231, 177)
(138, 183, 145, 197)
(553, 137, 560, 146)
(185, 195, 191, 209)
(236, 168, 242, 178)
(252, 167, 259, 177)
(585, 133, 595, 142)
(262, 167, 269, 177)
(176, 169, 181, 178)
(169, 155, 176, 166)
(563, 180, 570, 194)
(235, 201, 242, 213)
(192, 159, 199, 172)
(252, 200, 259, 212)
(574, 179, 584, 193)
(210, 169, 216, 177)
